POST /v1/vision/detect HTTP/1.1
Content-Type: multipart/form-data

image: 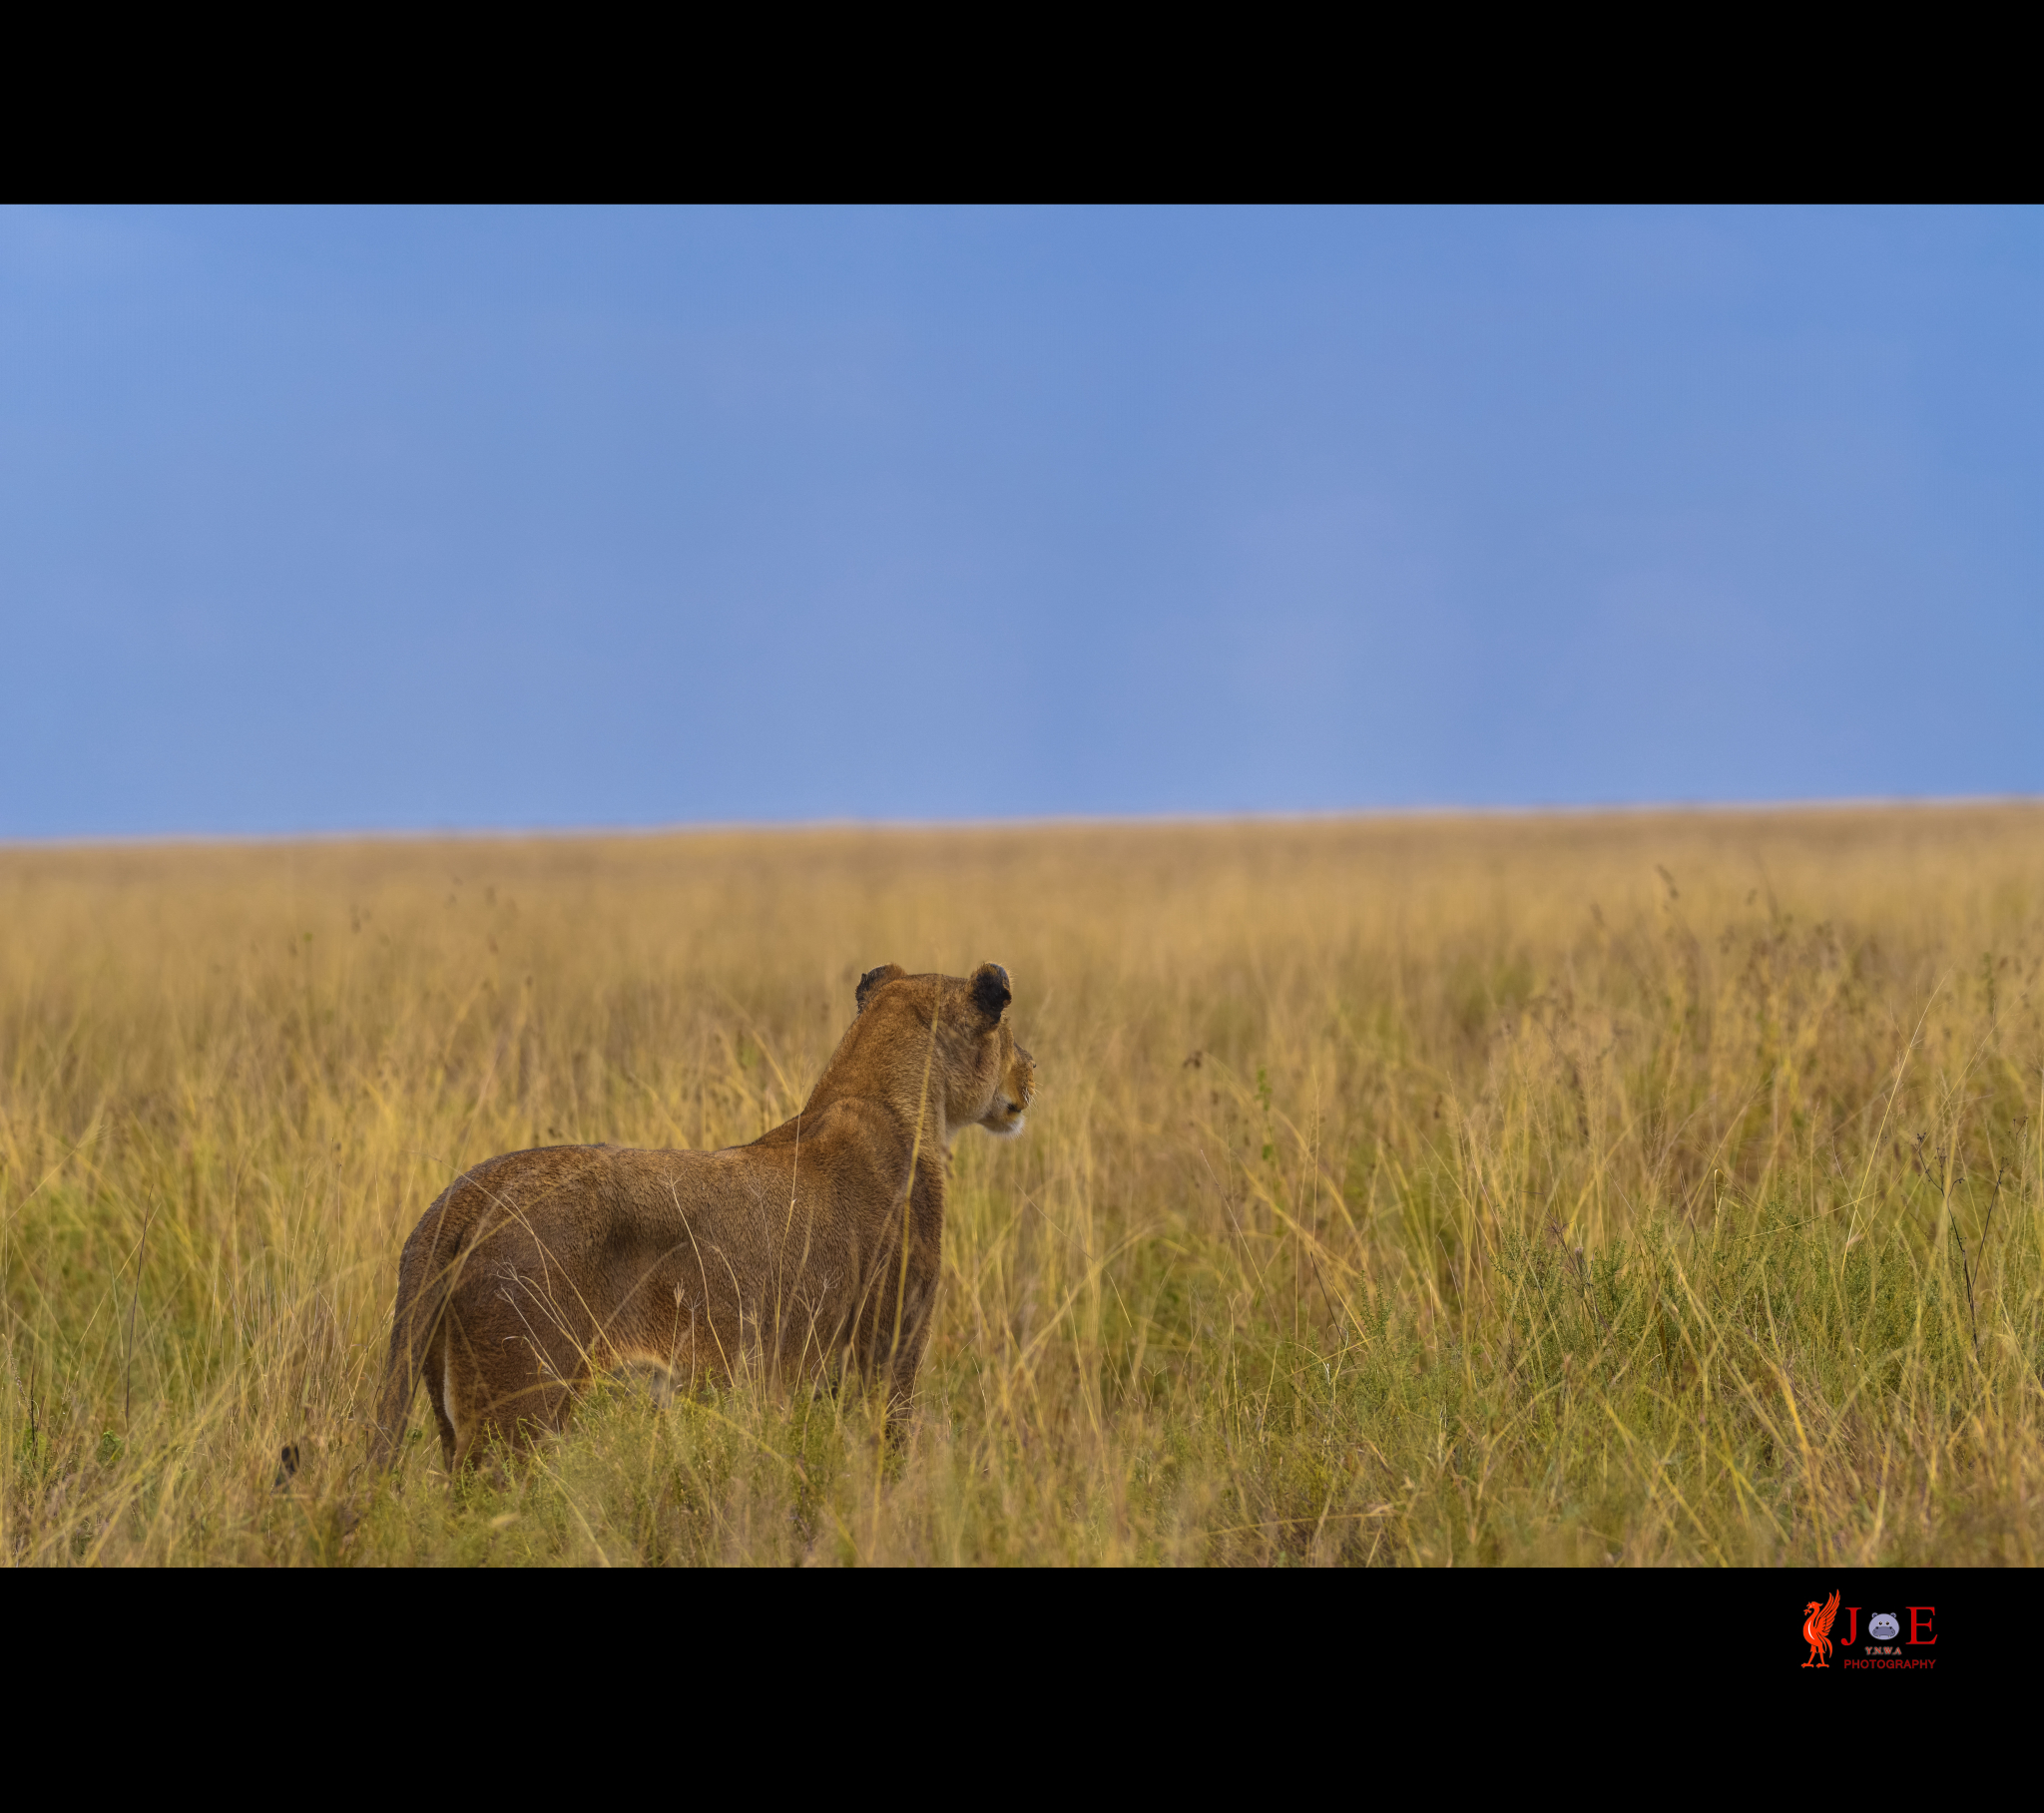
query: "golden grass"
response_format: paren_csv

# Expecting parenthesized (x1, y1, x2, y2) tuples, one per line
(3, 804, 2041, 1566)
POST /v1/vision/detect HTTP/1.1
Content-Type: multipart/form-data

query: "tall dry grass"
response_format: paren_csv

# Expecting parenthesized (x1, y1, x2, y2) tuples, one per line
(3, 806, 2041, 1566)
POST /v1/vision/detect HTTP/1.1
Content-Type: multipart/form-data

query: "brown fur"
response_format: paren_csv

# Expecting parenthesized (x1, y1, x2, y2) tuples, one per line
(366, 963, 1035, 1472)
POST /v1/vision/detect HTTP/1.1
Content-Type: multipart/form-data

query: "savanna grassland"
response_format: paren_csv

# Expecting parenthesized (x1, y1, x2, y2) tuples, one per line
(3, 806, 2041, 1567)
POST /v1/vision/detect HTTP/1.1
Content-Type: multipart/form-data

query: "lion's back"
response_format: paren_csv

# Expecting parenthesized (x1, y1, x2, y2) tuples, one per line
(406, 1142, 620, 1270)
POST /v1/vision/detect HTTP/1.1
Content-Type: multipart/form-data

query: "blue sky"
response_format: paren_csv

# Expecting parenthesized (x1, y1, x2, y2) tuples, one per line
(2, 206, 2037, 837)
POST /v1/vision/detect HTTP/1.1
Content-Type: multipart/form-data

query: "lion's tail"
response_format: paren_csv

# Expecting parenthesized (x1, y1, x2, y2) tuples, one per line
(365, 1198, 461, 1476)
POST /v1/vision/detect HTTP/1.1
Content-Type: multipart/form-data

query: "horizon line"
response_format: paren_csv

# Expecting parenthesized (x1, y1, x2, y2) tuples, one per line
(5, 794, 2040, 853)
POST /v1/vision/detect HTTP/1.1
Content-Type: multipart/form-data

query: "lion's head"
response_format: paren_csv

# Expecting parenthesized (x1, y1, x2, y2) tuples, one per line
(852, 960, 1036, 1140)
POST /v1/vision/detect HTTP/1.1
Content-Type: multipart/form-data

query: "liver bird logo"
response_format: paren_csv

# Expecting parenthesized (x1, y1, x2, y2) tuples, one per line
(1801, 1590, 1841, 1667)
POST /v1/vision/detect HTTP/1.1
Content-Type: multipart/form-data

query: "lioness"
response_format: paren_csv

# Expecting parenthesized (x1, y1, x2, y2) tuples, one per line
(366, 962, 1034, 1472)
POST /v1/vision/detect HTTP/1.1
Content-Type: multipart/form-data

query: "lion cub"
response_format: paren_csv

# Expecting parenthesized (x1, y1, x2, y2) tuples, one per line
(367, 963, 1035, 1473)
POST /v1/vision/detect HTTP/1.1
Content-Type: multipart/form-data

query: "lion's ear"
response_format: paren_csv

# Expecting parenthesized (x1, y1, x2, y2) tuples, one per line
(855, 964, 906, 1014)
(969, 963, 1012, 1025)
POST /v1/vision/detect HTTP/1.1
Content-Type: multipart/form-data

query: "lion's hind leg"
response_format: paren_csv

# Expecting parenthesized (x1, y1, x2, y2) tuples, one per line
(427, 1333, 459, 1469)
(449, 1333, 584, 1474)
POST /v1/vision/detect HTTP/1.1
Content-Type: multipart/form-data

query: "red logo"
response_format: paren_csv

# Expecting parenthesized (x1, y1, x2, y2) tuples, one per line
(1802, 1590, 1841, 1666)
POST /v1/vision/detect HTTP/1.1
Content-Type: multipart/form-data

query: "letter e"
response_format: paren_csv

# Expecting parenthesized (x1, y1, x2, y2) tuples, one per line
(1907, 1606, 1935, 1644)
